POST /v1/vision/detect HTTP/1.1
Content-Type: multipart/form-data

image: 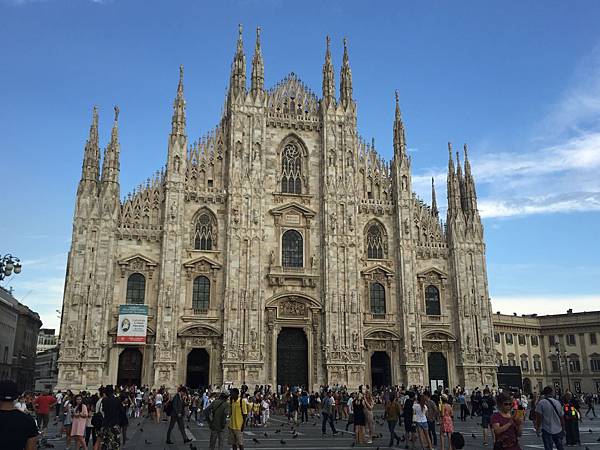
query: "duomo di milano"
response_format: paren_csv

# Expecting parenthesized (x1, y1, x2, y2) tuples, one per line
(56, 27, 497, 392)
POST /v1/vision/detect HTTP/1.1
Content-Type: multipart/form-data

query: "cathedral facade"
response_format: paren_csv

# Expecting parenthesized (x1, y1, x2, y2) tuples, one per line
(56, 28, 497, 392)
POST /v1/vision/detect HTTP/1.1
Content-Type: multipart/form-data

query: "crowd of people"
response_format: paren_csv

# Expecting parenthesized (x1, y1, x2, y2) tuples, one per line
(2, 377, 600, 450)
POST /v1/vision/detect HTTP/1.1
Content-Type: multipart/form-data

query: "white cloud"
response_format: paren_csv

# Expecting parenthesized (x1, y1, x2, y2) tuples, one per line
(491, 295, 600, 316)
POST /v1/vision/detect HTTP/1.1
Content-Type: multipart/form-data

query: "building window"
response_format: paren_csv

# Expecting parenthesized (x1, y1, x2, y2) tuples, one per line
(518, 335, 526, 346)
(194, 211, 216, 250)
(569, 358, 581, 373)
(550, 358, 559, 372)
(126, 273, 146, 304)
(521, 356, 529, 371)
(534, 356, 542, 372)
(566, 334, 576, 346)
(425, 285, 441, 316)
(281, 142, 302, 194)
(192, 276, 210, 312)
(507, 354, 516, 366)
(590, 358, 600, 372)
(494, 333, 500, 344)
(370, 282, 386, 316)
(282, 230, 303, 268)
(531, 335, 539, 346)
(549, 335, 557, 346)
(590, 333, 597, 345)
(366, 223, 386, 259)
(505, 333, 513, 344)
(496, 353, 503, 365)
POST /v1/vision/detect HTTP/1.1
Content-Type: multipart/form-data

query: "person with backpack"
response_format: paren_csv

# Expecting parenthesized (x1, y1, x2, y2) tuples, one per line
(480, 387, 495, 446)
(205, 391, 230, 450)
(534, 386, 565, 450)
(228, 388, 248, 450)
(165, 386, 191, 445)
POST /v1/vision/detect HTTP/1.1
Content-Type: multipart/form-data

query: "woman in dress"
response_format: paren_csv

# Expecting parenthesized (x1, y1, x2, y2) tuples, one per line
(353, 391, 366, 445)
(70, 395, 88, 450)
(384, 393, 402, 447)
(491, 392, 522, 450)
(439, 394, 455, 450)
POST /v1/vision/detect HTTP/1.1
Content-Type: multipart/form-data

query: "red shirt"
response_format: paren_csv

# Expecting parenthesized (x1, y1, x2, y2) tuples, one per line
(34, 395, 56, 414)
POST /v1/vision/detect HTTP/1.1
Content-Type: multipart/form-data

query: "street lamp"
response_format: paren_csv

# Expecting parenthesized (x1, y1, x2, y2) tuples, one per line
(553, 343, 572, 394)
(0, 254, 22, 281)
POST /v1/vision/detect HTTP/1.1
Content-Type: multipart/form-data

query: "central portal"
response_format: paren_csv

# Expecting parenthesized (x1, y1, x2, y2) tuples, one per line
(186, 348, 210, 390)
(277, 328, 308, 388)
(427, 352, 448, 392)
(371, 351, 391, 388)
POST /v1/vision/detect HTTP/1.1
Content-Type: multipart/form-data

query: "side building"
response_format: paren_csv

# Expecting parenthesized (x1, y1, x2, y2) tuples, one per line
(0, 287, 43, 391)
(493, 309, 600, 395)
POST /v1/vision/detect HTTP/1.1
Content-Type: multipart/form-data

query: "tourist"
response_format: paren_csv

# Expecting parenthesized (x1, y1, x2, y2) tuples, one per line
(34, 390, 56, 436)
(99, 385, 122, 450)
(403, 390, 417, 448)
(562, 392, 580, 446)
(534, 386, 565, 450)
(299, 390, 309, 423)
(345, 392, 355, 431)
(353, 391, 366, 445)
(413, 393, 433, 450)
(260, 395, 270, 426)
(422, 391, 439, 447)
(84, 399, 98, 450)
(205, 390, 230, 450)
(584, 393, 596, 418)
(154, 389, 163, 423)
(70, 394, 88, 450)
(63, 393, 74, 449)
(364, 387, 375, 443)
(457, 391, 469, 421)
(228, 388, 247, 450)
(165, 386, 189, 444)
(439, 394, 454, 450)
(55, 390, 63, 418)
(384, 392, 402, 447)
(321, 390, 338, 437)
(481, 387, 495, 446)
(491, 391, 523, 450)
(0, 380, 39, 450)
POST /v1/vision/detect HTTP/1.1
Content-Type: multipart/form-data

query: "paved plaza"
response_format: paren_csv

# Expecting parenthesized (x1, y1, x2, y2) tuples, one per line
(41, 410, 600, 450)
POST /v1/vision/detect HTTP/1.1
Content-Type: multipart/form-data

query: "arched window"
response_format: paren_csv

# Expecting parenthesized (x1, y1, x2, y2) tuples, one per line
(194, 211, 216, 250)
(126, 273, 146, 304)
(192, 276, 210, 312)
(282, 230, 303, 268)
(370, 282, 386, 316)
(425, 285, 441, 316)
(281, 143, 302, 194)
(366, 223, 386, 259)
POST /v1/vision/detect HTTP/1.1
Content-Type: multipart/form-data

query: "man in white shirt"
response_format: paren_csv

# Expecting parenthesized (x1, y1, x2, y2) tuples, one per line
(535, 386, 565, 450)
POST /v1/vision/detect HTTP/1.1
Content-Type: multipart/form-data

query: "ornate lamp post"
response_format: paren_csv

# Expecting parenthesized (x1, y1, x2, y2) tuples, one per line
(553, 343, 572, 394)
(0, 254, 22, 281)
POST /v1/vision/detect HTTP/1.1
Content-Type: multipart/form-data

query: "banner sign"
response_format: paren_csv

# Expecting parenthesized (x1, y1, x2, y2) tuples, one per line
(117, 304, 148, 344)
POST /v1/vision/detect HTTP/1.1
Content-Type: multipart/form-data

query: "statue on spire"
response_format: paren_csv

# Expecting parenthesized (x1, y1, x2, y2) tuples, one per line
(171, 66, 186, 137)
(393, 90, 407, 158)
(251, 26, 264, 96)
(339, 37, 353, 108)
(322, 35, 335, 106)
(229, 24, 247, 98)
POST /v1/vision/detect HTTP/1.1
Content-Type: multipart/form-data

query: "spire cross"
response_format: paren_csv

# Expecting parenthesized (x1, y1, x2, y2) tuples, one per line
(114, 105, 119, 122)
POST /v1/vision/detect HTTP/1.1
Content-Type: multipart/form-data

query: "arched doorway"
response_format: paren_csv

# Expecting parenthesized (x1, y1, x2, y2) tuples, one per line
(117, 348, 143, 386)
(427, 352, 448, 392)
(371, 351, 391, 388)
(186, 348, 210, 389)
(523, 378, 532, 395)
(277, 328, 308, 388)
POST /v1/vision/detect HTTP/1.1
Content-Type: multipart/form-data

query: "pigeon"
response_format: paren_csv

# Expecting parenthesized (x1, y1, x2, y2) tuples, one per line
(275, 429, 281, 434)
(472, 433, 476, 439)
(293, 432, 299, 438)
(139, 428, 144, 432)
(145, 440, 152, 445)
(589, 428, 593, 433)
(280, 439, 287, 445)
(351, 442, 355, 447)
(252, 438, 260, 444)
(312, 422, 317, 426)
(597, 436, 600, 442)
(263, 432, 268, 437)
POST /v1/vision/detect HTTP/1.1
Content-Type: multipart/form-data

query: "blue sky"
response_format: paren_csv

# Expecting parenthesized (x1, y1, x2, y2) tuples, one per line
(1, 0, 600, 330)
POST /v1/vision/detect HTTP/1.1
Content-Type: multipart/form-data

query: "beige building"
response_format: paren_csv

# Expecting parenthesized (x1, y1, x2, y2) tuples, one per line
(493, 310, 600, 394)
(56, 29, 496, 391)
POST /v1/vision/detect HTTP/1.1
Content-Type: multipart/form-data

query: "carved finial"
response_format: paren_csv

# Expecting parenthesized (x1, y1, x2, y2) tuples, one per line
(448, 142, 452, 158)
(326, 35, 331, 51)
(92, 105, 98, 122)
(238, 23, 243, 37)
(395, 90, 399, 105)
(371, 137, 375, 149)
(256, 26, 261, 44)
(463, 143, 469, 159)
(113, 105, 119, 122)
(343, 37, 347, 51)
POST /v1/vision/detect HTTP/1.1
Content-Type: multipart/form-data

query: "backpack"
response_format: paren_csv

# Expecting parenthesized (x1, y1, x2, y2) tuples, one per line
(91, 412, 103, 428)
(164, 400, 173, 416)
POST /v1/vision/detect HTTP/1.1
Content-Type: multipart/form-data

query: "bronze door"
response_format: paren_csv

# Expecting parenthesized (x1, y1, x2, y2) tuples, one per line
(117, 348, 143, 386)
(186, 348, 210, 390)
(371, 351, 391, 388)
(277, 328, 308, 388)
(427, 352, 448, 391)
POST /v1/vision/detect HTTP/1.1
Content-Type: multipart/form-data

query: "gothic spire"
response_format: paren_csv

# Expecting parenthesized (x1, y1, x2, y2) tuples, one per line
(322, 36, 335, 105)
(339, 38, 353, 108)
(80, 105, 100, 185)
(101, 106, 120, 185)
(463, 143, 479, 215)
(431, 177, 439, 218)
(171, 65, 186, 136)
(393, 91, 407, 158)
(229, 24, 246, 98)
(251, 27, 264, 96)
(446, 142, 461, 218)
(456, 150, 467, 212)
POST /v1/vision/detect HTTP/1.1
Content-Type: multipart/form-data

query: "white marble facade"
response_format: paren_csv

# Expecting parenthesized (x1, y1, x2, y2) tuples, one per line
(56, 28, 497, 392)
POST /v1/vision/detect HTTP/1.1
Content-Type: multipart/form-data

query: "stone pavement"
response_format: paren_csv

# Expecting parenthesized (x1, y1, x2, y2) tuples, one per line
(40, 410, 600, 450)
